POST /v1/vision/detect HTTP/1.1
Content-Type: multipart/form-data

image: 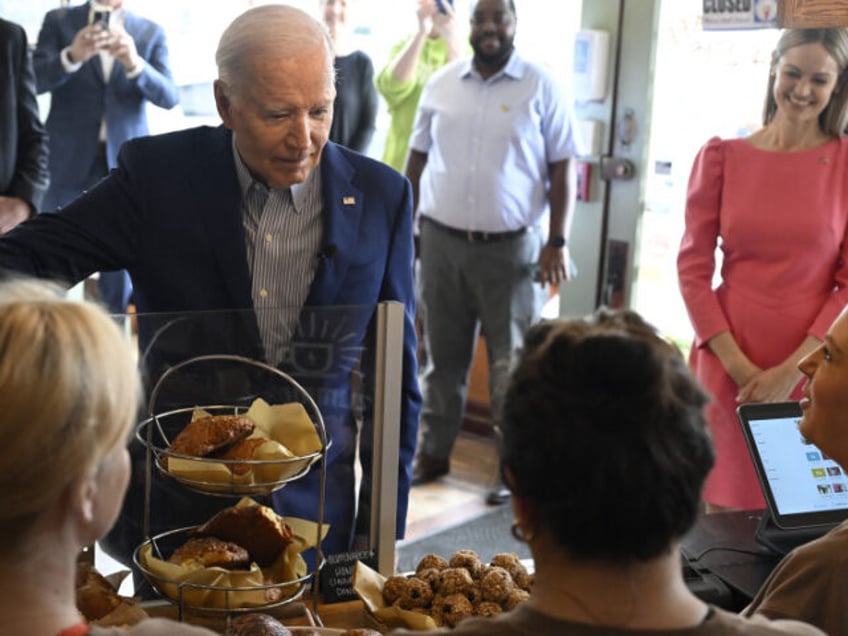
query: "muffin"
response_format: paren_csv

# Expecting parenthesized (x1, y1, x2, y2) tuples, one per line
(223, 613, 291, 636)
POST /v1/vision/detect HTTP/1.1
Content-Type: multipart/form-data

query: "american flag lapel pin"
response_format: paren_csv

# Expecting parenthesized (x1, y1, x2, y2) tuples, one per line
(343, 196, 356, 205)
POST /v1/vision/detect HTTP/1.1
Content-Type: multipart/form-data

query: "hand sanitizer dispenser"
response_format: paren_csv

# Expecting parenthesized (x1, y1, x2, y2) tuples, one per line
(573, 29, 610, 103)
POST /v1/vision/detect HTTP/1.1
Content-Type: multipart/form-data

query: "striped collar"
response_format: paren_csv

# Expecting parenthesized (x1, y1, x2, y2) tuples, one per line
(231, 135, 321, 214)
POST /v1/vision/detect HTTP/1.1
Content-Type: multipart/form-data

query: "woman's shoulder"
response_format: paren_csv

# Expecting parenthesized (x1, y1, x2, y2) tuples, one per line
(707, 606, 825, 634)
(696, 134, 814, 162)
(690, 136, 728, 169)
(775, 518, 848, 570)
(696, 136, 732, 155)
(831, 135, 848, 156)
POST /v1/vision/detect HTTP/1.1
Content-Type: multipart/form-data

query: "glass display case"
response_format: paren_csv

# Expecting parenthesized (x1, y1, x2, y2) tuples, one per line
(102, 301, 405, 623)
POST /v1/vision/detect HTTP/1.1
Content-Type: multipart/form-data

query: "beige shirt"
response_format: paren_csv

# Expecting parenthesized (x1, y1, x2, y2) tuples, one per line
(743, 519, 848, 635)
(390, 602, 825, 635)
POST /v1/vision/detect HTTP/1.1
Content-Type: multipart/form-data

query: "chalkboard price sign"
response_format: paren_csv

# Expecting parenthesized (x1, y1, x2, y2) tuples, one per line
(319, 549, 378, 603)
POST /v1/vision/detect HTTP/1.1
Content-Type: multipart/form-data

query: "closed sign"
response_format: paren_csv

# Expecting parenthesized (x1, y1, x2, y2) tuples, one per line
(703, 0, 777, 29)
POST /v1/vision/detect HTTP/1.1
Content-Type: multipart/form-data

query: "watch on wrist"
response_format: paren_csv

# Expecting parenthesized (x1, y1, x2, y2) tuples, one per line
(547, 235, 567, 248)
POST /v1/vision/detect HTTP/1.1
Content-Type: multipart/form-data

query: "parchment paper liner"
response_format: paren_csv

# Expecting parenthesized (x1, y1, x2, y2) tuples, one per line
(165, 399, 323, 493)
(93, 597, 150, 627)
(139, 498, 329, 610)
(352, 561, 437, 631)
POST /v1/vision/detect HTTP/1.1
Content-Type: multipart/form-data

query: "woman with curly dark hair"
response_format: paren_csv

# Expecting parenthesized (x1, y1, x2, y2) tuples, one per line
(395, 309, 824, 634)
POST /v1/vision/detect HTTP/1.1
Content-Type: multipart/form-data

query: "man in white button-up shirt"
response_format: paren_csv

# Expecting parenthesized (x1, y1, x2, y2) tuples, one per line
(406, 0, 581, 504)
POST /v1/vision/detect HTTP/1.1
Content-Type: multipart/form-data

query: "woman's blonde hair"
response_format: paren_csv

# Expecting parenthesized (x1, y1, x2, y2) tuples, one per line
(763, 28, 848, 136)
(0, 279, 141, 540)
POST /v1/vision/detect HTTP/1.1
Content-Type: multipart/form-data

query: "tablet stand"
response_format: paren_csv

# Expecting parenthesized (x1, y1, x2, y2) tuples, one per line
(754, 509, 834, 556)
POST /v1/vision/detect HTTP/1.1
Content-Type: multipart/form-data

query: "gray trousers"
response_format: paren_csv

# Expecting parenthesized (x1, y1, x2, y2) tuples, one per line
(417, 220, 545, 460)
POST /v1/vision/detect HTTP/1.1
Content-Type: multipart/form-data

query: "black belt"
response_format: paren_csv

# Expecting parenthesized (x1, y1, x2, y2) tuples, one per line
(422, 216, 526, 243)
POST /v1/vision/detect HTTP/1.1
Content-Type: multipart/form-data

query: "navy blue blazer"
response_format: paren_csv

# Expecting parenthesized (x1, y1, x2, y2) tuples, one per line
(0, 18, 49, 212)
(0, 126, 421, 560)
(33, 2, 178, 208)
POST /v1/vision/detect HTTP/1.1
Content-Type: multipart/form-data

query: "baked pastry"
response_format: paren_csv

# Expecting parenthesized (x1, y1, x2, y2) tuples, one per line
(168, 536, 251, 570)
(417, 567, 441, 591)
(396, 577, 433, 609)
(490, 552, 527, 581)
(465, 580, 483, 604)
(432, 592, 473, 627)
(480, 566, 514, 603)
(168, 415, 255, 457)
(474, 601, 503, 617)
(416, 553, 448, 574)
(382, 574, 410, 604)
(514, 570, 534, 591)
(213, 436, 270, 475)
(368, 550, 532, 628)
(503, 588, 530, 610)
(76, 565, 122, 621)
(75, 563, 149, 626)
(449, 549, 484, 578)
(437, 567, 473, 595)
(194, 502, 294, 567)
(223, 613, 291, 636)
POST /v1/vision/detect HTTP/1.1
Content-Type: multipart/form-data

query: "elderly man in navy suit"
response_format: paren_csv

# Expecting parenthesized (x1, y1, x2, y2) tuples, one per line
(0, 5, 420, 575)
(33, 0, 179, 313)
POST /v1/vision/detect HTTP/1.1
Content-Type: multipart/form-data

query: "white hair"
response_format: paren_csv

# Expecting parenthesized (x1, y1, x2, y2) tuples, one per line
(216, 4, 335, 93)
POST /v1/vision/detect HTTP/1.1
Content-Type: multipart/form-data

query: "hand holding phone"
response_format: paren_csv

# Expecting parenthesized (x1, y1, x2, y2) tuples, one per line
(68, 21, 111, 63)
(89, 6, 112, 31)
(435, 0, 454, 14)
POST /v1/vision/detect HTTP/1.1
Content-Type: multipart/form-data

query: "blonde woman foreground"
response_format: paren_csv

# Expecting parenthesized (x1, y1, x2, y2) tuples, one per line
(0, 279, 216, 635)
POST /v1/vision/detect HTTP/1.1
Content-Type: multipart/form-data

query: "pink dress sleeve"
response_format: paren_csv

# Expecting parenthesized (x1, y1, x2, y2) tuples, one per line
(677, 137, 729, 348)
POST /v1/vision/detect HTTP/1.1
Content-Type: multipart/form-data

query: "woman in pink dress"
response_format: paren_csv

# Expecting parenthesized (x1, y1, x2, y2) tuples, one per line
(678, 28, 848, 511)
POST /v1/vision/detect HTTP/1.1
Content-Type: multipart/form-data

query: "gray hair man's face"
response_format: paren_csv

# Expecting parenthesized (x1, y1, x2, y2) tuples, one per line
(215, 43, 336, 189)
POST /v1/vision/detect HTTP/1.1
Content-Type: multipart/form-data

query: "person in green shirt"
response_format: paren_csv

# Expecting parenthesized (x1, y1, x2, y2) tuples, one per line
(376, 0, 465, 172)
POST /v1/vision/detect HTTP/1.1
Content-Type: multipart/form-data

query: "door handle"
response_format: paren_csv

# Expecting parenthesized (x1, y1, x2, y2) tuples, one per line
(599, 156, 635, 181)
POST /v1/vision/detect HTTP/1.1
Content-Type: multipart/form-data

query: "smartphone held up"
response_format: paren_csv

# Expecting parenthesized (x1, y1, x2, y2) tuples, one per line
(435, 0, 454, 14)
(88, 3, 112, 30)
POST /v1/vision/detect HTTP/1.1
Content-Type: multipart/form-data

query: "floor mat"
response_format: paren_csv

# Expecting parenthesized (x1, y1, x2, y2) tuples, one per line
(396, 503, 531, 573)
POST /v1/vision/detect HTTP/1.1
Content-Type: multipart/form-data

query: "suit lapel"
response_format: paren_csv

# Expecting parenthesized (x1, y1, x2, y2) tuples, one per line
(93, 56, 106, 84)
(306, 143, 363, 306)
(188, 126, 254, 310)
(183, 137, 362, 313)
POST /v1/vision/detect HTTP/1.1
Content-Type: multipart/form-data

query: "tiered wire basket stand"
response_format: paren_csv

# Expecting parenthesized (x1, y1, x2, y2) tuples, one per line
(132, 354, 329, 624)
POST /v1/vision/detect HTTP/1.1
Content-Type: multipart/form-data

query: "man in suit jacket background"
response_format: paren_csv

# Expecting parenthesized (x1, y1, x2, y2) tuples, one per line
(0, 18, 49, 234)
(33, 0, 179, 313)
(0, 4, 420, 575)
